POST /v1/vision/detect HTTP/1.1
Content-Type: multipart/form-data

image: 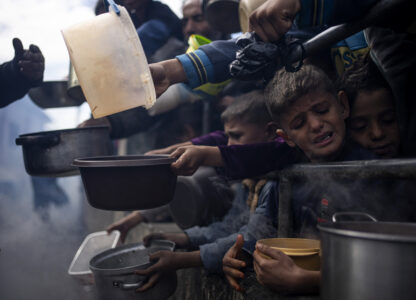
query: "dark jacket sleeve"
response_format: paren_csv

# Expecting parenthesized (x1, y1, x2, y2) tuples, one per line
(0, 60, 34, 107)
(191, 130, 228, 146)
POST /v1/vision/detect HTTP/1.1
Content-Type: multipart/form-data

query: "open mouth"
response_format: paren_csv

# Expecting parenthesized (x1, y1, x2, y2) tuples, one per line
(313, 132, 333, 144)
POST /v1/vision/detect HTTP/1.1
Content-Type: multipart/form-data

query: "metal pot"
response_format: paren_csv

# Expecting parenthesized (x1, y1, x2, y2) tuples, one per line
(90, 240, 177, 300)
(67, 63, 87, 103)
(319, 213, 416, 300)
(72, 155, 177, 210)
(16, 127, 113, 177)
(28, 80, 84, 108)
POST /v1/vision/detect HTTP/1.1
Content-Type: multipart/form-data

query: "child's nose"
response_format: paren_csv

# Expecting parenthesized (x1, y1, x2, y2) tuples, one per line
(309, 115, 324, 132)
(369, 122, 385, 140)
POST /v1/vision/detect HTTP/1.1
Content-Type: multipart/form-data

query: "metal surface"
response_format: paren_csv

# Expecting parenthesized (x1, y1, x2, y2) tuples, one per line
(90, 240, 176, 300)
(287, 0, 411, 66)
(205, 0, 241, 34)
(15, 127, 113, 177)
(73, 155, 178, 210)
(67, 64, 87, 103)
(277, 159, 416, 236)
(28, 81, 84, 108)
(319, 222, 416, 300)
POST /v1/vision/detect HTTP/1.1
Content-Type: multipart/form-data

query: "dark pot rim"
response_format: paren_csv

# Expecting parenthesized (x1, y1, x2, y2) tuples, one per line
(318, 221, 416, 243)
(73, 155, 176, 167)
(17, 126, 110, 138)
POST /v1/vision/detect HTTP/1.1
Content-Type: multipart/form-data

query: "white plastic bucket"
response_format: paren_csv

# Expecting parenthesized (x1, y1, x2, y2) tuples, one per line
(61, 5, 156, 118)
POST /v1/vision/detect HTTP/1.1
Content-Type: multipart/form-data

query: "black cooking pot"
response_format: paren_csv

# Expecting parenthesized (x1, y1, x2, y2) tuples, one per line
(319, 213, 416, 300)
(90, 240, 177, 300)
(72, 155, 177, 210)
(16, 127, 113, 177)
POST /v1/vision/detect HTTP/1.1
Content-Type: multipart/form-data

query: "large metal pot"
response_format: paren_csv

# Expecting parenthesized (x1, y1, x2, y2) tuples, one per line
(89, 240, 177, 300)
(28, 80, 84, 108)
(319, 215, 416, 300)
(16, 127, 113, 177)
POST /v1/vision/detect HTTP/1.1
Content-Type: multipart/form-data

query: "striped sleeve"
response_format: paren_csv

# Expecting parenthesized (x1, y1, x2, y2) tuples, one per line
(176, 49, 215, 88)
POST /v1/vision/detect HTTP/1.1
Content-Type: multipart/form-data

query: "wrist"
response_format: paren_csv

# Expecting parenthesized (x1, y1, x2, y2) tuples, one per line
(201, 146, 224, 167)
(293, 269, 320, 293)
(161, 58, 187, 85)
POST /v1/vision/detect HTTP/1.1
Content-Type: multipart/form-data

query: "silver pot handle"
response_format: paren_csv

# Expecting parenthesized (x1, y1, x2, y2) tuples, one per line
(113, 279, 145, 291)
(332, 212, 378, 223)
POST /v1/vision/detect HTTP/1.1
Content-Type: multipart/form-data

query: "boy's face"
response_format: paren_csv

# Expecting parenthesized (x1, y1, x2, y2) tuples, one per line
(278, 90, 349, 162)
(348, 88, 400, 158)
(224, 119, 276, 146)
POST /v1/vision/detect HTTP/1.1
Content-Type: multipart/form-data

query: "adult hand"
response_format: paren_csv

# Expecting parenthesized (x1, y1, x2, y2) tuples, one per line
(253, 242, 320, 293)
(106, 211, 143, 243)
(13, 38, 45, 82)
(249, 0, 301, 42)
(222, 234, 246, 292)
(149, 58, 187, 98)
(143, 232, 190, 249)
(134, 250, 178, 292)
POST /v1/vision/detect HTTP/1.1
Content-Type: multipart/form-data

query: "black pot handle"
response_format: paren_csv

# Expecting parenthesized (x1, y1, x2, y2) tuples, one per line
(332, 212, 378, 223)
(16, 134, 60, 147)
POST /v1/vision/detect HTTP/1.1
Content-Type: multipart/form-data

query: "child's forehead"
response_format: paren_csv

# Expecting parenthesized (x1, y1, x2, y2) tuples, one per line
(286, 90, 337, 113)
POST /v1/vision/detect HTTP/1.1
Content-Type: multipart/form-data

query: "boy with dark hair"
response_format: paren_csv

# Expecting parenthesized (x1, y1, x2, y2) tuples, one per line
(133, 91, 280, 292)
(222, 64, 374, 293)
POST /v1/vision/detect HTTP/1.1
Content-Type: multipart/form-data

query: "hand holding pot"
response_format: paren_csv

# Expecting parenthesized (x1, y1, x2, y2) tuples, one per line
(222, 234, 246, 292)
(170, 145, 223, 176)
(135, 250, 178, 292)
(253, 242, 320, 293)
(143, 232, 190, 249)
(145, 141, 193, 155)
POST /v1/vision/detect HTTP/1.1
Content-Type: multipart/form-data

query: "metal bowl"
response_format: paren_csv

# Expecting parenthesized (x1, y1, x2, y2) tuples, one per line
(73, 155, 177, 211)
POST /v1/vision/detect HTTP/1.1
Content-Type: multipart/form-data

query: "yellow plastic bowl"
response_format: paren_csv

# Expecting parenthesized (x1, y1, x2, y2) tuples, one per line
(257, 238, 321, 271)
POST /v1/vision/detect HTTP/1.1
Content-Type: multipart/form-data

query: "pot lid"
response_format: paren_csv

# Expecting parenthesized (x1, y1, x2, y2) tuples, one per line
(318, 221, 416, 243)
(73, 155, 176, 167)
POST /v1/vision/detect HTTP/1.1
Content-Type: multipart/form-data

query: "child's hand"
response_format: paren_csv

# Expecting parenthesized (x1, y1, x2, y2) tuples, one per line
(170, 145, 223, 176)
(253, 242, 319, 293)
(222, 234, 246, 292)
(106, 211, 143, 243)
(145, 141, 192, 155)
(143, 232, 190, 248)
(134, 250, 178, 292)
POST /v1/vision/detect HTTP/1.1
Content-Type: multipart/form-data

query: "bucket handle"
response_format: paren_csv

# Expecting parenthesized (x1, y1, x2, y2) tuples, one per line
(106, 0, 120, 15)
(113, 279, 145, 291)
(332, 212, 378, 223)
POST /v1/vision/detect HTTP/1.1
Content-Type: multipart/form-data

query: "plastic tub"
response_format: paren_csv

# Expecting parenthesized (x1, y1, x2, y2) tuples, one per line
(68, 230, 120, 284)
(61, 4, 156, 118)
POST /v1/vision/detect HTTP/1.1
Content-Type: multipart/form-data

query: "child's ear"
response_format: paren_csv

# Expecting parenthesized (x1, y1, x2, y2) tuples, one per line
(337, 90, 350, 120)
(276, 129, 296, 147)
(266, 122, 279, 140)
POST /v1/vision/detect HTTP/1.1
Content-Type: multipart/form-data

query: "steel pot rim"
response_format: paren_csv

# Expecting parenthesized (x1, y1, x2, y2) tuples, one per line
(73, 155, 176, 168)
(318, 221, 416, 243)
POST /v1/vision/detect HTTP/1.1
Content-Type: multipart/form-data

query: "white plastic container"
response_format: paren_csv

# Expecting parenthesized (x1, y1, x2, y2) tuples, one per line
(61, 5, 156, 118)
(68, 230, 120, 285)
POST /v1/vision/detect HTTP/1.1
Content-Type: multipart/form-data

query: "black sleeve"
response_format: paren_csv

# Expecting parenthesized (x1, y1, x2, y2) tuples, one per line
(0, 60, 33, 107)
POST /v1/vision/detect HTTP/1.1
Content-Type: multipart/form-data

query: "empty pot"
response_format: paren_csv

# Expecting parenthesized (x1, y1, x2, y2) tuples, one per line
(16, 127, 113, 177)
(73, 155, 177, 210)
(90, 240, 177, 300)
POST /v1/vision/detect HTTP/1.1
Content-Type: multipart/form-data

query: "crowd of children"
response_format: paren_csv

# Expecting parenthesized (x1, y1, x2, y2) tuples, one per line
(105, 0, 415, 296)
